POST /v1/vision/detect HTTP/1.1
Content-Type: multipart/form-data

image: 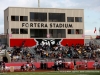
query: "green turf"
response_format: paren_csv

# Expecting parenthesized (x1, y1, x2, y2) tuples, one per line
(1, 71, 100, 75)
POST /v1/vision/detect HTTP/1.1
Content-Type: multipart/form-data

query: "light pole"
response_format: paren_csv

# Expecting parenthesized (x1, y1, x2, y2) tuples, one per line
(38, 0, 40, 8)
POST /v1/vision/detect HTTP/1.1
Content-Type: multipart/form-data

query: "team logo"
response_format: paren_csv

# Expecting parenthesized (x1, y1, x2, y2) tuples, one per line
(35, 39, 62, 46)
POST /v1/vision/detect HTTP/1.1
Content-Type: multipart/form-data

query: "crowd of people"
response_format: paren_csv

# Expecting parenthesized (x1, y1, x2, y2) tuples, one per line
(20, 61, 36, 72)
(0, 61, 5, 73)
(0, 41, 100, 72)
(6, 41, 100, 64)
(0, 61, 36, 72)
(6, 40, 100, 63)
(53, 58, 100, 71)
(7, 46, 35, 62)
(34, 42, 100, 60)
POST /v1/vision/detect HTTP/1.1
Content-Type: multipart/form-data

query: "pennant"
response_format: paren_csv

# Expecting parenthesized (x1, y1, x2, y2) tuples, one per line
(82, 34, 85, 38)
(47, 34, 50, 38)
(9, 34, 12, 37)
(94, 27, 96, 33)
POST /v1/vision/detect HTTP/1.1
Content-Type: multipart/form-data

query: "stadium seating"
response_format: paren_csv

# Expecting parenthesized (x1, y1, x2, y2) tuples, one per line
(2, 41, 100, 72)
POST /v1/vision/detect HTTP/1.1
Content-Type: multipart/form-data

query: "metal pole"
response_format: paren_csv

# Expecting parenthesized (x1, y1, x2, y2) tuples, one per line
(38, 0, 40, 8)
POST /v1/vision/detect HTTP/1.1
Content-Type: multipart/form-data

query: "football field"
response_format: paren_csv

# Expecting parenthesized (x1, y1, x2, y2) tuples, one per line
(1, 70, 100, 75)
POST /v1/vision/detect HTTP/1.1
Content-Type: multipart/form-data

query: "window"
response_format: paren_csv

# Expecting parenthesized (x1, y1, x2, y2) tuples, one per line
(11, 16, 19, 21)
(30, 29, 47, 38)
(30, 12, 47, 22)
(7, 29, 8, 34)
(67, 17, 74, 22)
(7, 16, 8, 21)
(75, 29, 83, 34)
(68, 29, 74, 34)
(75, 17, 82, 22)
(20, 16, 28, 21)
(49, 29, 66, 38)
(20, 29, 28, 34)
(11, 29, 19, 34)
(49, 13, 65, 22)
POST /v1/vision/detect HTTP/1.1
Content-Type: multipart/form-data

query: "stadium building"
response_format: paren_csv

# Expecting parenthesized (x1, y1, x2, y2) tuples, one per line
(4, 7, 84, 47)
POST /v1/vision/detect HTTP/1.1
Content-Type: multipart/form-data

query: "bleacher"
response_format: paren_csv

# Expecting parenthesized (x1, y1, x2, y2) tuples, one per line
(0, 39, 100, 72)
(5, 41, 100, 62)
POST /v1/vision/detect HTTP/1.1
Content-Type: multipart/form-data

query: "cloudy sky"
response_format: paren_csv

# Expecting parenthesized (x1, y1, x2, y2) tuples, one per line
(0, 0, 100, 35)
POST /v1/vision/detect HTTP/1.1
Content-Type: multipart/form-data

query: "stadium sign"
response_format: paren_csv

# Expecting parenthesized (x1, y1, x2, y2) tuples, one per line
(22, 23, 73, 28)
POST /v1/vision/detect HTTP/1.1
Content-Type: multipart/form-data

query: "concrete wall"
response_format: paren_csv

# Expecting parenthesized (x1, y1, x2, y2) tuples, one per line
(4, 7, 84, 39)
(4, 8, 9, 46)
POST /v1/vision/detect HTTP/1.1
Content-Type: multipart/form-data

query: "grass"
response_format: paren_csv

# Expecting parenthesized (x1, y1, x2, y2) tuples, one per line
(1, 70, 100, 75)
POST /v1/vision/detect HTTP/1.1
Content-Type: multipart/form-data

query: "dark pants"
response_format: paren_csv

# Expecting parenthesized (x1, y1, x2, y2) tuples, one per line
(55, 65, 59, 71)
(59, 64, 62, 69)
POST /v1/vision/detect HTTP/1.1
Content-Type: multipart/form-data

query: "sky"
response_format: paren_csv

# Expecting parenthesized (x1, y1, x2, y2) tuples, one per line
(0, 0, 100, 35)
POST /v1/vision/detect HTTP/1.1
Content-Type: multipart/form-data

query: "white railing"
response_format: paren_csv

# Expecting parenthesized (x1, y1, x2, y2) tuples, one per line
(5, 50, 11, 62)
(0, 49, 11, 62)
(0, 49, 5, 56)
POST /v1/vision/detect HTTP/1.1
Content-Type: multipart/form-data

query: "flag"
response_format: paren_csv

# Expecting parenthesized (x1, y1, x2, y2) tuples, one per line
(94, 27, 96, 33)
(82, 34, 85, 38)
(47, 34, 50, 38)
(9, 34, 12, 37)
